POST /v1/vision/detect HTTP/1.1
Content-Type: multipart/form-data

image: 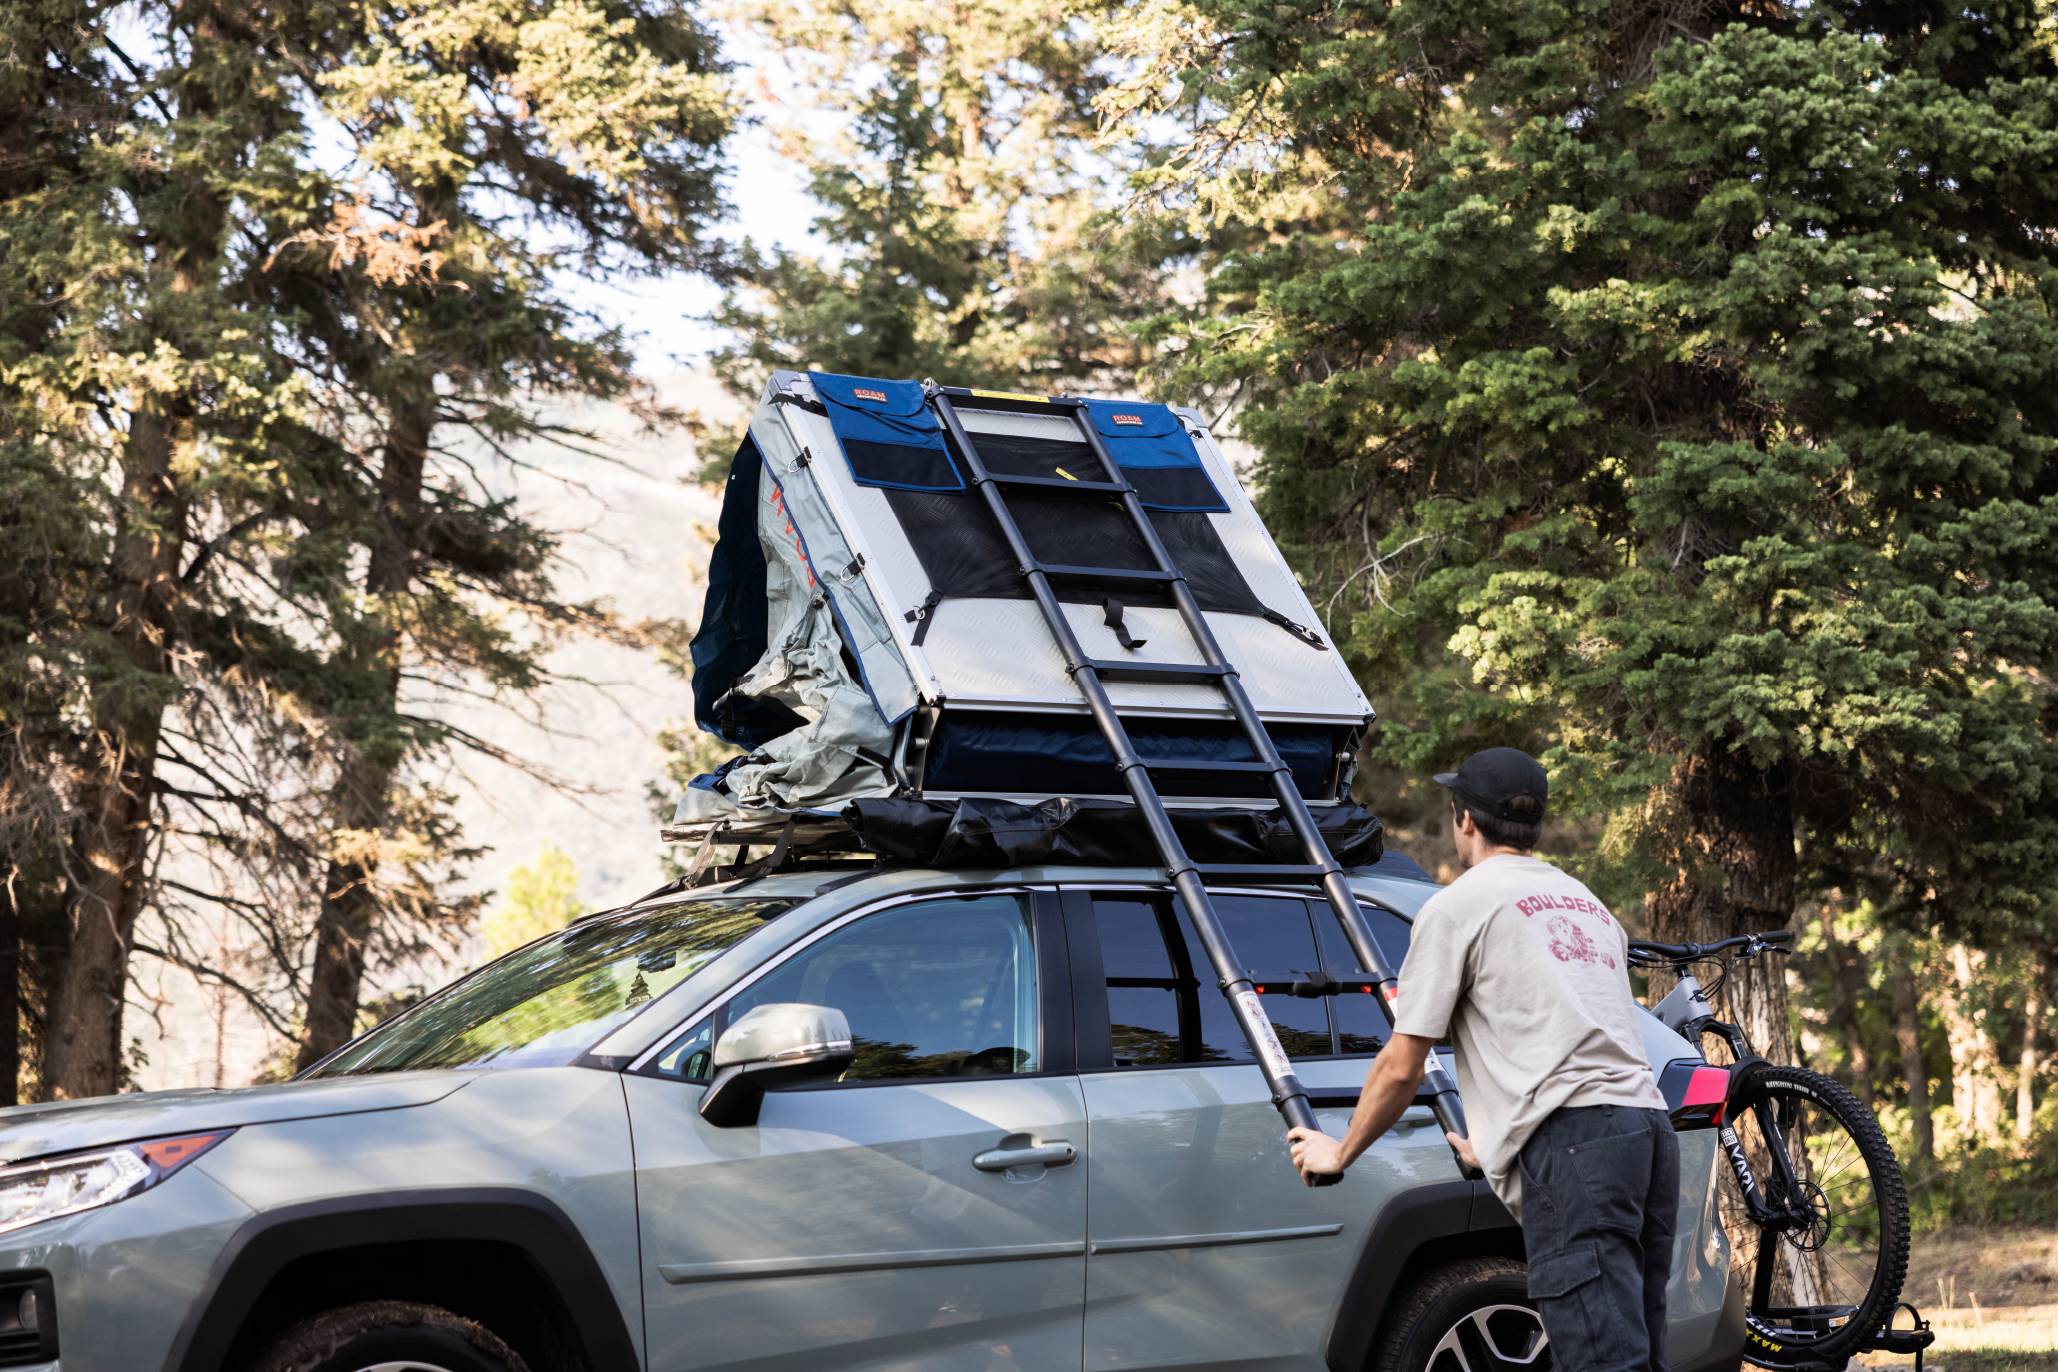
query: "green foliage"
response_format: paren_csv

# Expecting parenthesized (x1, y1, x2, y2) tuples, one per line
(710, 0, 1181, 396)
(0, 0, 735, 1093)
(1885, 1111, 2058, 1233)
(480, 845, 592, 956)
(1106, 0, 2058, 941)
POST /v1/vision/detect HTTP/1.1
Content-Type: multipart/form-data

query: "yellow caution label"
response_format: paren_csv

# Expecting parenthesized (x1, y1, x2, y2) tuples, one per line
(1054, 468, 1079, 481)
(970, 389, 1048, 403)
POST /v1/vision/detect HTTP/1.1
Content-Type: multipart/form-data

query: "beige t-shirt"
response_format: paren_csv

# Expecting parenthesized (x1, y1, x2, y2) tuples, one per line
(1391, 853, 1665, 1220)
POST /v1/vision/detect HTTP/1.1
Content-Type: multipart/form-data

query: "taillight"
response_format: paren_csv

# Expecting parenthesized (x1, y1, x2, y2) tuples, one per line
(1658, 1059, 1729, 1129)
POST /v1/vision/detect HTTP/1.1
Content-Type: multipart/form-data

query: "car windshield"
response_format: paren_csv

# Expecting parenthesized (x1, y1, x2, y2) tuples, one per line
(308, 896, 803, 1076)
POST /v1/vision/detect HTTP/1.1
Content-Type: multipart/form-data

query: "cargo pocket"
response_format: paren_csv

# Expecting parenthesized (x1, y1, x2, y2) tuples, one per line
(1526, 1242, 1602, 1362)
(1567, 1119, 1658, 1236)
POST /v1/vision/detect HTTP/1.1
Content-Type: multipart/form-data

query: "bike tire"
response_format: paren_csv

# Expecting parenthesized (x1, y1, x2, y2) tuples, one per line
(1719, 1064, 1909, 1368)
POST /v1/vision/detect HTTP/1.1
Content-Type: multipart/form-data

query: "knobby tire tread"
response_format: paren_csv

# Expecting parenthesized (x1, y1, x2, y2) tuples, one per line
(1732, 1065, 1909, 1369)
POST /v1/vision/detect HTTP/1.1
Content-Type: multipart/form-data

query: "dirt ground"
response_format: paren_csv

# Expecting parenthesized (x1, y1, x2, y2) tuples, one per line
(1899, 1225, 2058, 1314)
(1850, 1223, 2058, 1371)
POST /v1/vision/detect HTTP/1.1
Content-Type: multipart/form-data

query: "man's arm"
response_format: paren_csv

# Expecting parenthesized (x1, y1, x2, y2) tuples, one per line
(1288, 1034, 1469, 1184)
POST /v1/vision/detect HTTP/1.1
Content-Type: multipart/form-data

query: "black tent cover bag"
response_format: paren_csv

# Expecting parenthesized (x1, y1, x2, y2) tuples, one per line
(846, 796, 1384, 870)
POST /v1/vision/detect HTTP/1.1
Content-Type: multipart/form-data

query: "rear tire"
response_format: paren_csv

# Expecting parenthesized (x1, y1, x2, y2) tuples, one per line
(247, 1300, 531, 1372)
(1376, 1257, 1550, 1372)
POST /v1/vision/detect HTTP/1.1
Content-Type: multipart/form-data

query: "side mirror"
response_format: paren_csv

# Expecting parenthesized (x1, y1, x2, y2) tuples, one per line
(697, 1003, 855, 1128)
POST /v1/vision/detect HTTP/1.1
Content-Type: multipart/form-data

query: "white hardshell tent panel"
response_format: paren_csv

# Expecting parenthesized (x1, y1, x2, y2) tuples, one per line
(750, 370, 1371, 727)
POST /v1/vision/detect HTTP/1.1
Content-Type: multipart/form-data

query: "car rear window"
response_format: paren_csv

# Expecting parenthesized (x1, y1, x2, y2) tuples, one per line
(1091, 892, 1412, 1064)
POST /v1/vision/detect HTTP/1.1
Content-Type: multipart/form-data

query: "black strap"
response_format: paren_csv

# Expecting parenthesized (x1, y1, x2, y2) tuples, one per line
(1262, 607, 1326, 649)
(1103, 598, 1148, 651)
(772, 391, 828, 416)
(716, 676, 747, 733)
(729, 817, 798, 882)
(904, 589, 944, 645)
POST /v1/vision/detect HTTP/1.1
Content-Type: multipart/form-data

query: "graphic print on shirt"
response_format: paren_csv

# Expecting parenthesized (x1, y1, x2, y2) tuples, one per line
(1544, 914, 1616, 969)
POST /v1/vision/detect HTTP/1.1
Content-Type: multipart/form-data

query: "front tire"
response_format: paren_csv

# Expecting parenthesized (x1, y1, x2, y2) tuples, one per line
(1376, 1257, 1551, 1372)
(1719, 1064, 1909, 1368)
(247, 1300, 531, 1372)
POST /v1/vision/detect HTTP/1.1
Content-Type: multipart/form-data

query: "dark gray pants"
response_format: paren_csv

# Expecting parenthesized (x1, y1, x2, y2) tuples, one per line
(1518, 1104, 1680, 1372)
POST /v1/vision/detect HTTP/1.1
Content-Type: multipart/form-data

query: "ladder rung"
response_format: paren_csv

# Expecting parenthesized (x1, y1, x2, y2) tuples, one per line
(989, 474, 1130, 498)
(1038, 564, 1179, 587)
(1078, 659, 1230, 684)
(1192, 864, 1330, 881)
(1138, 758, 1279, 774)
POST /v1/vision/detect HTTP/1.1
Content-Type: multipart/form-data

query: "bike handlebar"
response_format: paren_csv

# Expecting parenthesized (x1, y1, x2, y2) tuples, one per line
(1626, 929, 1793, 963)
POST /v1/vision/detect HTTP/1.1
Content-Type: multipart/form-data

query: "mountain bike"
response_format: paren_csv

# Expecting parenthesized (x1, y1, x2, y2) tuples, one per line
(1628, 931, 1917, 1370)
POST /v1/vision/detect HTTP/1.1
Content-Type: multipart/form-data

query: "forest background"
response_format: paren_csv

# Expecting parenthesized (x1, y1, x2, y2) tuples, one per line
(2, 0, 2054, 1238)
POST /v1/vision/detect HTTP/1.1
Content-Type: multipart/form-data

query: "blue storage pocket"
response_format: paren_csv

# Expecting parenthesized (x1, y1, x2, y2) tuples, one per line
(814, 373, 962, 492)
(1083, 400, 1228, 512)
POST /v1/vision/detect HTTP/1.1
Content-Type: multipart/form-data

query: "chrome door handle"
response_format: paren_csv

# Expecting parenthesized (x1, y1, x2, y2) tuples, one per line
(973, 1141, 1077, 1171)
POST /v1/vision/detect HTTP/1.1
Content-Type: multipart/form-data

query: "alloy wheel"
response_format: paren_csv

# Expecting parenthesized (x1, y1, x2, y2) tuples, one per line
(1427, 1302, 1551, 1372)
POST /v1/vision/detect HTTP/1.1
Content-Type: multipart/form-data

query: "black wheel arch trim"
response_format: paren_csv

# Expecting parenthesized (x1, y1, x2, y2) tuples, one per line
(1323, 1178, 1515, 1372)
(160, 1186, 640, 1372)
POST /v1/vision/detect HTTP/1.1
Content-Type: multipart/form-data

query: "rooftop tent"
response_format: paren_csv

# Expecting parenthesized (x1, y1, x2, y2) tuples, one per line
(671, 371, 1375, 840)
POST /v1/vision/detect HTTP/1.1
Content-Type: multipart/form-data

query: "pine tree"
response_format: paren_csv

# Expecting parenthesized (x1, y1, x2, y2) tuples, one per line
(1107, 0, 2058, 1062)
(0, 0, 374, 1097)
(712, 0, 1175, 395)
(280, 0, 733, 1069)
(1, 0, 734, 1095)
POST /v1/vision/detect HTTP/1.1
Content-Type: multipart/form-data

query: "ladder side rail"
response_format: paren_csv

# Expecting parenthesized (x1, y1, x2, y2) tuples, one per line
(1069, 410, 1476, 1170)
(927, 390, 1332, 1157)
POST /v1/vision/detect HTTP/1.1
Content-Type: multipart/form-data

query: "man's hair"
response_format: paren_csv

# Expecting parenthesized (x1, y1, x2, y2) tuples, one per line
(1452, 793, 1542, 851)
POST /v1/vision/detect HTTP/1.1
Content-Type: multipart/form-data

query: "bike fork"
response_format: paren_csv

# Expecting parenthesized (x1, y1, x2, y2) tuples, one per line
(1721, 1093, 1811, 1230)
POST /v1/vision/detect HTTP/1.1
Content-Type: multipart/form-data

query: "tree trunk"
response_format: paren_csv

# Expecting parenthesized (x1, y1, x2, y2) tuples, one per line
(296, 406, 430, 1070)
(1820, 903, 1876, 1112)
(2018, 960, 2043, 1142)
(46, 404, 187, 1099)
(1646, 740, 1798, 1064)
(1891, 963, 1934, 1168)
(0, 897, 17, 1107)
(1943, 944, 2004, 1145)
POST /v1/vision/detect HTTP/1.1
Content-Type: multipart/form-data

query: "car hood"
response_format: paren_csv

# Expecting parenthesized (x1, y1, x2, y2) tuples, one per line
(0, 1070, 481, 1163)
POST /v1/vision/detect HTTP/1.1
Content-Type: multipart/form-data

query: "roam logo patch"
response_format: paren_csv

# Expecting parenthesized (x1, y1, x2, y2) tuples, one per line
(1111, 413, 1144, 426)
(852, 387, 888, 403)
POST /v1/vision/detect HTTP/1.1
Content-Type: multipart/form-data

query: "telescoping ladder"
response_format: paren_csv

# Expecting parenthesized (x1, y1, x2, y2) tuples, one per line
(923, 382, 1473, 1180)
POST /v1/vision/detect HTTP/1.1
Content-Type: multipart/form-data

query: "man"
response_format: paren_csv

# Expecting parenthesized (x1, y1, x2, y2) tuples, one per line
(1289, 747, 1677, 1372)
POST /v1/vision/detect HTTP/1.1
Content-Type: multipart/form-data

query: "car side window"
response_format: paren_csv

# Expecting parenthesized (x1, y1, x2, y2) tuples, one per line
(651, 893, 1038, 1083)
(1091, 892, 1335, 1065)
(1313, 901, 1413, 1054)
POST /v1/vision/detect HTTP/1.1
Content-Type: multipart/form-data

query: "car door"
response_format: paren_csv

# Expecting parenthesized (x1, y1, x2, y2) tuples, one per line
(626, 889, 1087, 1372)
(1068, 885, 1456, 1371)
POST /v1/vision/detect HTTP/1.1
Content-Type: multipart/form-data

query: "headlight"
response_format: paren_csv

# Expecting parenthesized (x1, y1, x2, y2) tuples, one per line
(0, 1130, 231, 1235)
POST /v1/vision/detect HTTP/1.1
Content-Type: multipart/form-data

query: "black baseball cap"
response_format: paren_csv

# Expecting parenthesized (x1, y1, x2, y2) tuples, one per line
(1434, 747, 1549, 822)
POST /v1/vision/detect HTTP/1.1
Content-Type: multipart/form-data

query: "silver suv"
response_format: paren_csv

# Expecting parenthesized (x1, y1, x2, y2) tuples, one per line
(0, 860, 1745, 1372)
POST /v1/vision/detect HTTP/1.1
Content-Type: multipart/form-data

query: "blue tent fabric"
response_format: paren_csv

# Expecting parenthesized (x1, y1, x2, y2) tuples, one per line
(1080, 399, 1228, 512)
(921, 710, 1345, 800)
(814, 373, 961, 492)
(690, 440, 806, 747)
